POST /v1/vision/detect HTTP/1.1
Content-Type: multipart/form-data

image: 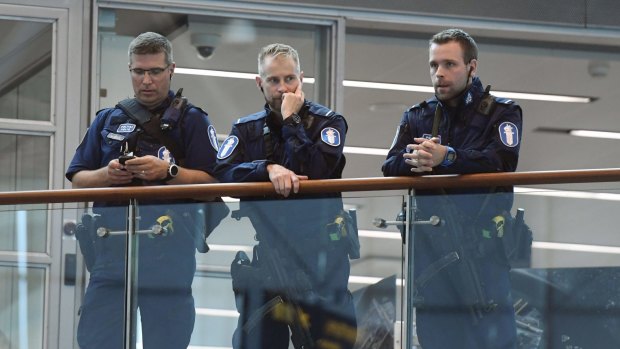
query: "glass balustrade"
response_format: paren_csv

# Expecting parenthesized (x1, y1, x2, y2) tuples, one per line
(2, 180, 620, 348)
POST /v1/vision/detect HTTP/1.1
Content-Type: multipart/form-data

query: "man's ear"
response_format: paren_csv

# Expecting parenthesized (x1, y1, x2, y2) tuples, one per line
(255, 76, 264, 92)
(468, 59, 478, 78)
(169, 62, 176, 80)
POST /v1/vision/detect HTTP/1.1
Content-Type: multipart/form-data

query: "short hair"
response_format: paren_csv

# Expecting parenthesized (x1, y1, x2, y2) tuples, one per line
(128, 32, 173, 65)
(430, 28, 478, 64)
(257, 43, 301, 77)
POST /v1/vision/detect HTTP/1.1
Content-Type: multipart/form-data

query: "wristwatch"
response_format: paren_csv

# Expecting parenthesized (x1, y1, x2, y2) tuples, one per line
(165, 163, 179, 181)
(441, 146, 457, 166)
(288, 113, 302, 125)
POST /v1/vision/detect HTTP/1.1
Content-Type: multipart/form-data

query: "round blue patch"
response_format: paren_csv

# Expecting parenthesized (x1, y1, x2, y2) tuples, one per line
(321, 127, 341, 147)
(158, 146, 176, 164)
(217, 136, 239, 159)
(208, 125, 219, 151)
(498, 122, 519, 147)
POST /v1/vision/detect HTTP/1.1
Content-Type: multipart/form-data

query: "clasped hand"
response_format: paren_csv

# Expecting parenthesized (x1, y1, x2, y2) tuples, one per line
(403, 137, 447, 173)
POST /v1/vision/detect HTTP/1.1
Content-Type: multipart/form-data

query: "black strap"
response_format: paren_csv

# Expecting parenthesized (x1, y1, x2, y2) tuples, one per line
(116, 98, 186, 165)
(431, 105, 442, 138)
(263, 121, 274, 161)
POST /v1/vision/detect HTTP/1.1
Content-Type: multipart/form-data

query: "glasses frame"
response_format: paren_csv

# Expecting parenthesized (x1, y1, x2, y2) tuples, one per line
(129, 64, 171, 78)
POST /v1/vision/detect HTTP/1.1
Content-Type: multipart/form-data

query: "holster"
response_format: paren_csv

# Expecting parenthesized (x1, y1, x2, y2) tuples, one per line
(325, 209, 361, 260)
(75, 213, 100, 272)
(499, 209, 533, 268)
(413, 211, 498, 321)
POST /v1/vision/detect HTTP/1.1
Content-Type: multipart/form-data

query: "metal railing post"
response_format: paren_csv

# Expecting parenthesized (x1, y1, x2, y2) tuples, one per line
(405, 189, 416, 349)
(123, 199, 139, 349)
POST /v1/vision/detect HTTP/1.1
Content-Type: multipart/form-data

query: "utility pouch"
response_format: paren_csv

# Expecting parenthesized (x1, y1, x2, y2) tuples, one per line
(75, 213, 100, 271)
(501, 208, 533, 268)
(325, 209, 360, 260)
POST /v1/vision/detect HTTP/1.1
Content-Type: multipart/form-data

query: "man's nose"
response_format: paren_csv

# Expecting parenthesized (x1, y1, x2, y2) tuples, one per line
(276, 83, 287, 93)
(141, 72, 153, 84)
(435, 66, 445, 77)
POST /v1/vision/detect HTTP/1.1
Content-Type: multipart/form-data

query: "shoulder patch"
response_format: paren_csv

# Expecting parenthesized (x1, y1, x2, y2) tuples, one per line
(321, 127, 341, 147)
(498, 122, 519, 147)
(207, 125, 219, 151)
(217, 136, 239, 159)
(158, 146, 176, 164)
(117, 123, 136, 133)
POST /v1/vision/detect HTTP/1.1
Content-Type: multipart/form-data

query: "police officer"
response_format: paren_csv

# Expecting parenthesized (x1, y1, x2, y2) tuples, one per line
(66, 32, 219, 349)
(382, 29, 522, 348)
(215, 43, 356, 349)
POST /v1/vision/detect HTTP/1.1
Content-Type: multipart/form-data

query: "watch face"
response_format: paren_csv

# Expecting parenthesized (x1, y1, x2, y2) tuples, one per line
(169, 164, 179, 177)
(447, 150, 456, 162)
(291, 113, 301, 124)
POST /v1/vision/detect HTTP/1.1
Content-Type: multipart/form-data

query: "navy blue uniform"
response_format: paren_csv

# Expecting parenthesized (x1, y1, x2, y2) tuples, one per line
(215, 101, 356, 349)
(66, 91, 219, 349)
(383, 78, 522, 349)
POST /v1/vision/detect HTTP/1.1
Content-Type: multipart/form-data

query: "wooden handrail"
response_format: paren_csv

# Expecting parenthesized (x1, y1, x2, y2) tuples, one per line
(1, 168, 620, 205)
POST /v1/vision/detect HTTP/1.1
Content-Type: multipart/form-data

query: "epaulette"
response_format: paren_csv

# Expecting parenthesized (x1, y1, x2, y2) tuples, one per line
(234, 110, 268, 125)
(408, 99, 433, 112)
(308, 103, 338, 118)
(495, 97, 516, 105)
(186, 104, 207, 115)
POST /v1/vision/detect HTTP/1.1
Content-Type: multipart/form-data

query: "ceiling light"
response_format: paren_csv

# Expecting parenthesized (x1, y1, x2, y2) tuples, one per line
(533, 241, 620, 254)
(570, 130, 620, 140)
(349, 275, 404, 286)
(515, 187, 620, 201)
(176, 68, 590, 103)
(344, 80, 433, 93)
(175, 68, 315, 83)
(358, 229, 402, 239)
(343, 146, 389, 156)
(536, 127, 620, 140)
(195, 308, 239, 318)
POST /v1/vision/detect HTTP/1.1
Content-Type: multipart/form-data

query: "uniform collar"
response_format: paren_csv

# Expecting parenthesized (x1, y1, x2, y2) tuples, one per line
(434, 77, 485, 110)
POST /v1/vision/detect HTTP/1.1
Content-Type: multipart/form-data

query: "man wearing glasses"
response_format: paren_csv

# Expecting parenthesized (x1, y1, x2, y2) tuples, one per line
(66, 32, 219, 348)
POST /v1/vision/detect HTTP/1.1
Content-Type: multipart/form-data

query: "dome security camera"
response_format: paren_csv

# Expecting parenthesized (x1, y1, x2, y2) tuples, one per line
(190, 33, 220, 60)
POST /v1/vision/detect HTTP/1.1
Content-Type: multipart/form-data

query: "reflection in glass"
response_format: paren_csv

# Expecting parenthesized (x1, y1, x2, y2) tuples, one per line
(0, 19, 52, 121)
(0, 265, 45, 348)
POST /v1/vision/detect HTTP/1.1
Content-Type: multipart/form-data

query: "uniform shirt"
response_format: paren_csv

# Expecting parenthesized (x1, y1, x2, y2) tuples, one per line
(214, 100, 347, 184)
(214, 100, 348, 242)
(66, 90, 219, 205)
(382, 77, 522, 217)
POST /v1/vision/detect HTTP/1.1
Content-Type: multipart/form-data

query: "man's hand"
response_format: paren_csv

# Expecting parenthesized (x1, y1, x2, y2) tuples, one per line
(403, 137, 447, 173)
(267, 164, 308, 197)
(281, 83, 305, 120)
(123, 155, 169, 181)
(106, 159, 134, 185)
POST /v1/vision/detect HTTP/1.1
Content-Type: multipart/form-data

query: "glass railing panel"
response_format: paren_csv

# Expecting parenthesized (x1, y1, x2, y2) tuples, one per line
(73, 203, 133, 349)
(0, 205, 49, 349)
(129, 194, 410, 349)
(0, 204, 47, 253)
(511, 186, 620, 349)
(409, 186, 620, 349)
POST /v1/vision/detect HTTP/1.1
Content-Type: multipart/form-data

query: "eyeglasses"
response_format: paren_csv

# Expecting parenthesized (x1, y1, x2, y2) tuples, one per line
(129, 65, 170, 78)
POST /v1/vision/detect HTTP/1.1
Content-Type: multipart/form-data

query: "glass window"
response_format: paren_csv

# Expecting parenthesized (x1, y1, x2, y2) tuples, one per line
(0, 19, 52, 121)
